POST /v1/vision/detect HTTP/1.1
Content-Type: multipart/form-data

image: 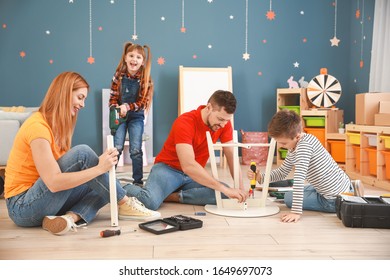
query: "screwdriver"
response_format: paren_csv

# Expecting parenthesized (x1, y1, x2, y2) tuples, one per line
(100, 229, 121, 238)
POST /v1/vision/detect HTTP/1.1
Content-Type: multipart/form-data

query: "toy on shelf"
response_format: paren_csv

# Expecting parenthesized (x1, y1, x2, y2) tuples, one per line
(306, 68, 342, 108)
(287, 76, 299, 89)
(298, 76, 309, 88)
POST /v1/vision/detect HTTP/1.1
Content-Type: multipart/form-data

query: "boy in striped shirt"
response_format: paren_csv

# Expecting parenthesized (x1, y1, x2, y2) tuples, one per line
(248, 110, 354, 223)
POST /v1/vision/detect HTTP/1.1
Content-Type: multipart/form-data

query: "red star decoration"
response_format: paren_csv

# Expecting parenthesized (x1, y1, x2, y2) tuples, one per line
(2, 24, 6, 29)
(266, 10, 276, 20)
(303, 38, 307, 43)
(355, 9, 360, 19)
(87, 56, 95, 64)
(262, 39, 267, 43)
(192, 54, 197, 59)
(180, 27, 186, 33)
(49, 59, 53, 64)
(98, 26, 103, 31)
(157, 57, 165, 65)
(20, 51, 26, 58)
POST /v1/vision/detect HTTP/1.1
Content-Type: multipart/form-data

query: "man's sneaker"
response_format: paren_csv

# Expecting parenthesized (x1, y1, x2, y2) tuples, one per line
(42, 215, 78, 235)
(118, 197, 161, 221)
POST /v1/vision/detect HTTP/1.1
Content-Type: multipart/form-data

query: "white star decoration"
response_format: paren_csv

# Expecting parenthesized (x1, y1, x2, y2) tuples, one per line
(243, 53, 250, 60)
(161, 16, 165, 21)
(293, 61, 299, 68)
(132, 34, 138, 40)
(330, 36, 340, 46)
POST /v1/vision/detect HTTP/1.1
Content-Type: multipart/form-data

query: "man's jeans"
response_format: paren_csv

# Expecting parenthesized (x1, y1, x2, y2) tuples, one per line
(123, 163, 225, 210)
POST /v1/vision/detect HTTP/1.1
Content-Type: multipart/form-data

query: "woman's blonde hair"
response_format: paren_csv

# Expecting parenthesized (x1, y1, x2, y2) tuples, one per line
(115, 42, 153, 111)
(39, 72, 89, 152)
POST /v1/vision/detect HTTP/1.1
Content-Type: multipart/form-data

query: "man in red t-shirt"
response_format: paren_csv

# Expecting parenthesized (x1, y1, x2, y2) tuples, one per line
(124, 90, 248, 210)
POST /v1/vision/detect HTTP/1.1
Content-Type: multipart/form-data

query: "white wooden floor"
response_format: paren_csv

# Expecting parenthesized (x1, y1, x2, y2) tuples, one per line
(1, 163, 390, 261)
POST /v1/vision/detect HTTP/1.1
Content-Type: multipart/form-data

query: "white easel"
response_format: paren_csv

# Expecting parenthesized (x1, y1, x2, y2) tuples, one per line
(107, 135, 119, 227)
(204, 130, 280, 217)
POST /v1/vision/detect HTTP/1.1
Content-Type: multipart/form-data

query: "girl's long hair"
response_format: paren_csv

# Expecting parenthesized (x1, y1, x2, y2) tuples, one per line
(39, 72, 89, 152)
(115, 42, 153, 111)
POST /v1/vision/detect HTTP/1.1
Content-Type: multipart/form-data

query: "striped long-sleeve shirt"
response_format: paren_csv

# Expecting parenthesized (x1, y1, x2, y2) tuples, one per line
(262, 133, 351, 214)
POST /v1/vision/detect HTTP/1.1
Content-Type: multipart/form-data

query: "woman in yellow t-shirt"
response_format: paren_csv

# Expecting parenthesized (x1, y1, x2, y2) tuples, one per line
(5, 72, 159, 235)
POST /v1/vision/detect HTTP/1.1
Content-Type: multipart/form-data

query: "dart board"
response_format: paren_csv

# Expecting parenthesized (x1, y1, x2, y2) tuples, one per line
(306, 74, 342, 108)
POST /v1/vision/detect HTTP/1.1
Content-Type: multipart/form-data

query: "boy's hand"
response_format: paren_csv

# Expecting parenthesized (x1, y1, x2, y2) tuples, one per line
(281, 212, 301, 223)
(247, 167, 261, 181)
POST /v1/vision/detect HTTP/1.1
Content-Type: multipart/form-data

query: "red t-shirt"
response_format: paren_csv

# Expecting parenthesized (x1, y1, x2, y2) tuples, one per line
(155, 105, 233, 171)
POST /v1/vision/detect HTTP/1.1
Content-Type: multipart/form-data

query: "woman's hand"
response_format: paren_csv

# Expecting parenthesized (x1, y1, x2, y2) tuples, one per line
(99, 148, 119, 172)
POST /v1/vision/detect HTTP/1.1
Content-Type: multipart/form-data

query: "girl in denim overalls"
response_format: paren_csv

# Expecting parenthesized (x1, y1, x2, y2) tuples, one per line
(109, 42, 153, 186)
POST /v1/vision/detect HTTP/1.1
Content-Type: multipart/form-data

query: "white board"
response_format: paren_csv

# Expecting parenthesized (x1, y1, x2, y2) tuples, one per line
(178, 66, 233, 115)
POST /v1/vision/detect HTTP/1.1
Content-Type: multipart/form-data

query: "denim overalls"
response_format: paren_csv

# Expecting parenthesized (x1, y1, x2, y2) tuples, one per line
(114, 75, 145, 185)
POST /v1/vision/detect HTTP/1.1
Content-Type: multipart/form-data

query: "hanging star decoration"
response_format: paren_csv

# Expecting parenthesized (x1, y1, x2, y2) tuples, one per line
(356, 0, 360, 19)
(293, 62, 300, 68)
(359, 0, 365, 68)
(243, 0, 250, 60)
(330, 36, 340, 46)
(87, 0, 95, 64)
(181, 0, 186, 33)
(132, 0, 138, 40)
(87, 56, 95, 64)
(243, 53, 250, 60)
(330, 0, 340, 47)
(19, 51, 26, 58)
(266, 0, 276, 20)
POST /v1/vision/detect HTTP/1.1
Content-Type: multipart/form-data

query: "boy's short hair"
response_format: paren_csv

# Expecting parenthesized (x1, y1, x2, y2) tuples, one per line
(207, 90, 236, 114)
(268, 109, 302, 139)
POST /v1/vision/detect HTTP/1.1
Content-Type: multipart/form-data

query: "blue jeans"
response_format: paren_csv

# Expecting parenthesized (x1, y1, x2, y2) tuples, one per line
(123, 163, 226, 210)
(283, 185, 336, 213)
(6, 145, 126, 227)
(114, 111, 144, 184)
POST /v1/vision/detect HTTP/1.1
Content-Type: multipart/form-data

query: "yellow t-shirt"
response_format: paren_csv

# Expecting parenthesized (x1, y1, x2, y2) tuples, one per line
(4, 112, 65, 198)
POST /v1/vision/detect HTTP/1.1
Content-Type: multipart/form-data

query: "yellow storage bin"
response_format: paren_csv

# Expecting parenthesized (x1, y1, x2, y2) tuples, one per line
(352, 145, 361, 172)
(278, 105, 300, 115)
(346, 132, 361, 145)
(327, 140, 345, 163)
(304, 127, 325, 146)
(381, 150, 390, 180)
(365, 147, 377, 176)
(303, 116, 325, 127)
(380, 135, 390, 149)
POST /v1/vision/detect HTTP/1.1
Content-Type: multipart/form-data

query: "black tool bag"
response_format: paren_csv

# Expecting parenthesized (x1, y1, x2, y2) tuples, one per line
(336, 195, 390, 229)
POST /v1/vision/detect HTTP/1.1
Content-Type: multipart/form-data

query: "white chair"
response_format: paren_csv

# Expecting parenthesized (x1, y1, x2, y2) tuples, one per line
(204, 130, 280, 217)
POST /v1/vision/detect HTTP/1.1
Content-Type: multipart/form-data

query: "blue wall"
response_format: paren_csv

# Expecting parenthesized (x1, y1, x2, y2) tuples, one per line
(0, 0, 375, 155)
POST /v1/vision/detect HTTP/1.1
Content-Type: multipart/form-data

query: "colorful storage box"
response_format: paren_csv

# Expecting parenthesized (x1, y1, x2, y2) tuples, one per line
(364, 134, 377, 147)
(327, 140, 345, 163)
(381, 150, 390, 180)
(278, 148, 288, 159)
(380, 135, 390, 149)
(303, 116, 325, 127)
(304, 127, 325, 146)
(365, 147, 377, 176)
(278, 105, 300, 115)
(346, 132, 361, 145)
(352, 145, 361, 172)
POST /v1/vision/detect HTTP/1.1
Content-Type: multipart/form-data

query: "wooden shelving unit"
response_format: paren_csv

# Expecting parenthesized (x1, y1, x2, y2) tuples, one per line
(276, 88, 344, 166)
(276, 88, 308, 165)
(345, 124, 390, 191)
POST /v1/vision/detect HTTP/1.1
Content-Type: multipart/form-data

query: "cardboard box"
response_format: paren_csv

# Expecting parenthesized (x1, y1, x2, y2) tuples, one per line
(379, 101, 390, 114)
(356, 93, 390, 125)
(374, 113, 390, 126)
